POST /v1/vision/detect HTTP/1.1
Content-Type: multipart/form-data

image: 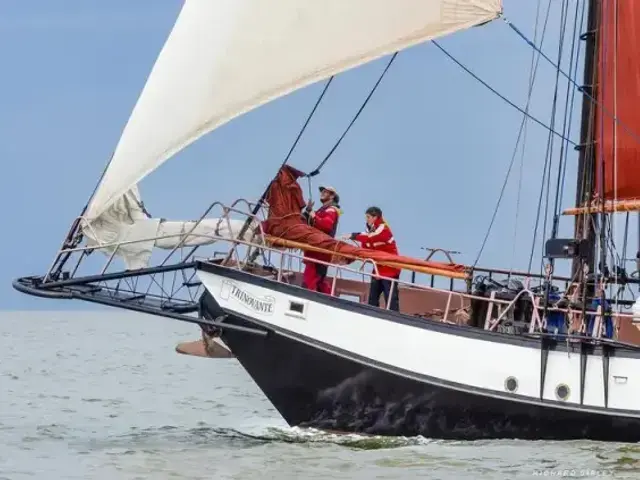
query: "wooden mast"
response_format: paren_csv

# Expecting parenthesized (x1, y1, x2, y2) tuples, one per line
(572, 0, 601, 281)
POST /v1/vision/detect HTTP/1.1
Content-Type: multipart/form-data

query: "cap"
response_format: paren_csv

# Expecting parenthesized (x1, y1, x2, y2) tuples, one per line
(319, 185, 340, 203)
(319, 185, 338, 196)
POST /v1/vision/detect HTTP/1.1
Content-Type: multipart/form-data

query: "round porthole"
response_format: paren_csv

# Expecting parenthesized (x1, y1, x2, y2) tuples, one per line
(504, 376, 518, 393)
(555, 384, 570, 401)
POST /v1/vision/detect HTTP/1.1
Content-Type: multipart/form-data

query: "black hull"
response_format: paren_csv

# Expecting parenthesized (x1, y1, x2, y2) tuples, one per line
(200, 293, 640, 442)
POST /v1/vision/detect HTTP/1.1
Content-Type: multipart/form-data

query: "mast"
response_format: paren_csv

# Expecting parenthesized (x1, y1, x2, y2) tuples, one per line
(572, 0, 601, 281)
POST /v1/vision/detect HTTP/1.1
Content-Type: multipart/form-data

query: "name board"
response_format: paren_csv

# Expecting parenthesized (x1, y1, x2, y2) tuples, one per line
(221, 281, 275, 315)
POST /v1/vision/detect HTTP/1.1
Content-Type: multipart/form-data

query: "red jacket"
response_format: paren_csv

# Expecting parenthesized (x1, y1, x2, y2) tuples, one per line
(353, 218, 401, 279)
(302, 203, 340, 264)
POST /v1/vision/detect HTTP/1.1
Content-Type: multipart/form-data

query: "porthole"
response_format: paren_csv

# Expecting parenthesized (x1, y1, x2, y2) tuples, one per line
(555, 383, 570, 401)
(504, 376, 518, 393)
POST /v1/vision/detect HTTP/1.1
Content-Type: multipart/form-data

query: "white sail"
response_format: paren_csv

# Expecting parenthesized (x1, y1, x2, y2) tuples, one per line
(85, 0, 502, 220)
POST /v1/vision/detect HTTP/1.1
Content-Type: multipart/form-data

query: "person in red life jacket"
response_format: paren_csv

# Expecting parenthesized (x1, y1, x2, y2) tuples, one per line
(300, 185, 341, 294)
(343, 206, 401, 311)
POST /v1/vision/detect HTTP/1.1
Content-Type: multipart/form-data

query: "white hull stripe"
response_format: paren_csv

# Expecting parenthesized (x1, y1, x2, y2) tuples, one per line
(196, 260, 640, 358)
(219, 306, 640, 419)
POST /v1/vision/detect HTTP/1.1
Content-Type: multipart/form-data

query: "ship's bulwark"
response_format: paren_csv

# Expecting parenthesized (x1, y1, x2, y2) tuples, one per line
(200, 292, 640, 442)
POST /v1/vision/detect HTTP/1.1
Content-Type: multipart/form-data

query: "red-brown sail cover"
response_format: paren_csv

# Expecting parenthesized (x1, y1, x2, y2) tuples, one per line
(260, 165, 467, 277)
(594, 0, 640, 201)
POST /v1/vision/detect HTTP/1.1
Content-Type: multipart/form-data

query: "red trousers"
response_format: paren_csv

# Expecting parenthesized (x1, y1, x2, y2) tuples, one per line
(302, 262, 332, 295)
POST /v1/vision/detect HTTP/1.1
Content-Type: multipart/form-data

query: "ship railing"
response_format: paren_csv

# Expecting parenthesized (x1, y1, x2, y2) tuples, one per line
(225, 233, 633, 332)
(42, 198, 271, 282)
(266, 247, 631, 337)
(43, 225, 636, 332)
(40, 195, 566, 301)
(468, 266, 574, 289)
(475, 281, 624, 339)
(32, 198, 274, 312)
(41, 219, 481, 320)
(38, 199, 637, 334)
(480, 283, 544, 333)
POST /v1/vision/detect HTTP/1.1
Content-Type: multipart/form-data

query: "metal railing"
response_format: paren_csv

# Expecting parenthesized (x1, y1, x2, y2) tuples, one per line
(36, 198, 638, 340)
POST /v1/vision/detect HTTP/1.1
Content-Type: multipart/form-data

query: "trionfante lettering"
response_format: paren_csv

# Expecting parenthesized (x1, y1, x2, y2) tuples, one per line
(230, 285, 274, 314)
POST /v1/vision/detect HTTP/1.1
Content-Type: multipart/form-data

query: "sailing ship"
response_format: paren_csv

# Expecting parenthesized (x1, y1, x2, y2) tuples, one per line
(14, 0, 640, 441)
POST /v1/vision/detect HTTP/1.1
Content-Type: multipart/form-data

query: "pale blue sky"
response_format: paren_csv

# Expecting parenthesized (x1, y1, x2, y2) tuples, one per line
(1, 0, 584, 309)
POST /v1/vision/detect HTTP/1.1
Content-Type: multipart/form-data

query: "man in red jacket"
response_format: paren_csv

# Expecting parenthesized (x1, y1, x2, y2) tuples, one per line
(301, 186, 341, 294)
(344, 206, 401, 311)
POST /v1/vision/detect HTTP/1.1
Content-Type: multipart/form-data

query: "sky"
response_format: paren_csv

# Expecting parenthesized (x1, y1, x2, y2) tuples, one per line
(0, 0, 590, 310)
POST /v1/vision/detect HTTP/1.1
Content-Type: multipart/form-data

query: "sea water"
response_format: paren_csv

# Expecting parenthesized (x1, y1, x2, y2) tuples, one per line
(1, 311, 637, 479)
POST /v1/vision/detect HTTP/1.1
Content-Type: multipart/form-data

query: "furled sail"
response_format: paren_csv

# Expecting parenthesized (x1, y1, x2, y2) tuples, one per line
(82, 186, 260, 270)
(262, 165, 469, 279)
(84, 0, 502, 221)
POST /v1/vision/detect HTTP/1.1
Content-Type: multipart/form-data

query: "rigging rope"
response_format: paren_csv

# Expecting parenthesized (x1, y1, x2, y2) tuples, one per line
(621, 212, 629, 270)
(528, 0, 567, 273)
(242, 53, 396, 243)
(546, 1, 590, 280)
(596, 0, 610, 280)
(528, 144, 552, 273)
(234, 76, 335, 246)
(306, 52, 398, 177)
(472, 0, 552, 268)
(510, 0, 545, 272)
(504, 16, 640, 150)
(557, 0, 587, 211)
(611, 0, 620, 291)
(536, 0, 571, 276)
(282, 77, 334, 166)
(549, 0, 574, 234)
(432, 41, 576, 147)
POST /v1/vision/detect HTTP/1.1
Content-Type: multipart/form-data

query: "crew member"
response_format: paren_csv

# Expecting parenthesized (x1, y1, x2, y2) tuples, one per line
(344, 206, 401, 311)
(301, 186, 341, 294)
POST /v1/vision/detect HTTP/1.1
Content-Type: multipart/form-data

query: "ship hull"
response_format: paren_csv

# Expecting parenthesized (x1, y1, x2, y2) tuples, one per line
(209, 307, 640, 440)
(196, 262, 640, 442)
